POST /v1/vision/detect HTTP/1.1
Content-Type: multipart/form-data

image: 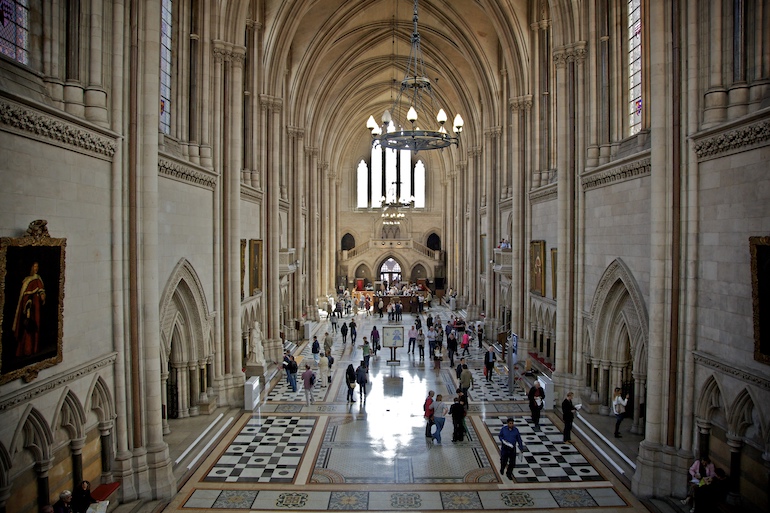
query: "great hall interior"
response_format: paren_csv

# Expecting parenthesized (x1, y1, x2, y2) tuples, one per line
(0, 1, 769, 513)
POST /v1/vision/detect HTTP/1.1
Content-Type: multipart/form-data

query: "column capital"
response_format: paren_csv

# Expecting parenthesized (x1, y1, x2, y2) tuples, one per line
(695, 417, 712, 433)
(469, 146, 482, 158)
(726, 434, 743, 450)
(484, 126, 502, 139)
(553, 48, 568, 69)
(230, 46, 247, 68)
(287, 126, 305, 139)
(306, 147, 319, 157)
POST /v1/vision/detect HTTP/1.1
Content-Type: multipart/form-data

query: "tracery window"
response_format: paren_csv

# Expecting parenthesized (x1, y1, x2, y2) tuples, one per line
(159, 0, 172, 134)
(0, 0, 29, 65)
(356, 144, 426, 209)
(628, 0, 642, 135)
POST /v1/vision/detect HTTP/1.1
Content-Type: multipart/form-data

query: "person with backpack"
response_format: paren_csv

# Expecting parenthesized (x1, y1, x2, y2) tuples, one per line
(356, 363, 369, 401)
(311, 336, 321, 364)
(326, 353, 335, 384)
(301, 364, 316, 406)
(340, 322, 349, 344)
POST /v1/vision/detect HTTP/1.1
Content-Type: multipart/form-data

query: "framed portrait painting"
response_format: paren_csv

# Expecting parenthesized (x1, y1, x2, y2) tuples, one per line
(1, 220, 66, 384)
(249, 239, 263, 296)
(530, 240, 545, 296)
(551, 248, 557, 299)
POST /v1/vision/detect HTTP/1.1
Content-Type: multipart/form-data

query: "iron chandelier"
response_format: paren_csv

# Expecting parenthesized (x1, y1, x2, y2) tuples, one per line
(366, 0, 463, 152)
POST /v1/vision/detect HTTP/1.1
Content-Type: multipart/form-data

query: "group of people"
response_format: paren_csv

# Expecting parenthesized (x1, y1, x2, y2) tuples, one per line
(44, 481, 98, 513)
(680, 456, 730, 513)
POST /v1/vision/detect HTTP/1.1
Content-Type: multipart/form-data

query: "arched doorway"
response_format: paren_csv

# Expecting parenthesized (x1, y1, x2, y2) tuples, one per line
(379, 257, 402, 288)
(341, 233, 355, 250)
(426, 233, 442, 250)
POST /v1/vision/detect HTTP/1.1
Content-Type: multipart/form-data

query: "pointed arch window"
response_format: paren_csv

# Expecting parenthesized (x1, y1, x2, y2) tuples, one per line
(0, 0, 30, 65)
(159, 0, 172, 134)
(628, 0, 642, 135)
(356, 144, 426, 209)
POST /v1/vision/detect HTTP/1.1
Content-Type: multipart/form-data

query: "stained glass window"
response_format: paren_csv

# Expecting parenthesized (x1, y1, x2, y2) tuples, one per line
(628, 0, 642, 135)
(159, 0, 172, 134)
(0, 0, 30, 65)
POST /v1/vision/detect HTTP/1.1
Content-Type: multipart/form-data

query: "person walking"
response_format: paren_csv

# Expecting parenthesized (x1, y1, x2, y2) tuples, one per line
(561, 392, 577, 443)
(311, 336, 321, 364)
(301, 364, 316, 406)
(461, 331, 471, 356)
(340, 322, 349, 344)
(446, 330, 457, 367)
(417, 329, 425, 360)
(449, 397, 466, 442)
(612, 387, 629, 438)
(356, 363, 368, 401)
(459, 364, 474, 399)
(330, 313, 338, 333)
(370, 326, 380, 355)
(349, 319, 357, 344)
(345, 364, 357, 403)
(484, 347, 497, 382)
(287, 355, 298, 392)
(499, 417, 526, 481)
(528, 380, 545, 430)
(429, 394, 448, 445)
(477, 324, 484, 348)
(323, 331, 333, 357)
(318, 353, 329, 387)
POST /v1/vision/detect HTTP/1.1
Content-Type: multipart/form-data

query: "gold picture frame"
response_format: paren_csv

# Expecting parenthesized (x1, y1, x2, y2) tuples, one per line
(1, 220, 66, 384)
(530, 240, 545, 296)
(750, 236, 770, 364)
(240, 239, 247, 300)
(551, 248, 557, 299)
(249, 239, 263, 296)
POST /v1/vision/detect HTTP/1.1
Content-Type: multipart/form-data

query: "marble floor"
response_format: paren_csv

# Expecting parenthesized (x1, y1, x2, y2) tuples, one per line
(162, 306, 648, 512)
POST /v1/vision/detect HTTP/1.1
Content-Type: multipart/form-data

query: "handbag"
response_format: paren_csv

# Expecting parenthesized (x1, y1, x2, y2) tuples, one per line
(349, 382, 356, 389)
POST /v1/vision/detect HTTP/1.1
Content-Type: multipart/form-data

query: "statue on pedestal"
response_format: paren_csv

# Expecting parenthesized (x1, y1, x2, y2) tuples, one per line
(248, 322, 265, 365)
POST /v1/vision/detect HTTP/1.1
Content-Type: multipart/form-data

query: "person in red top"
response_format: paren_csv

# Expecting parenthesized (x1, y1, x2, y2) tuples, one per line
(423, 390, 435, 437)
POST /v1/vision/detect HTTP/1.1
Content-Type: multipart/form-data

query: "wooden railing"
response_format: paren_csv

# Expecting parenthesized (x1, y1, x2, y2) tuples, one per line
(341, 239, 443, 261)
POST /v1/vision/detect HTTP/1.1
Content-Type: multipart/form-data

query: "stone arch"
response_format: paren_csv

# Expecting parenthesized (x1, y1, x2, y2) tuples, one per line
(728, 389, 758, 439)
(11, 405, 54, 463)
(696, 375, 728, 429)
(341, 233, 356, 251)
(0, 442, 10, 501)
(426, 232, 442, 251)
(51, 388, 86, 442)
(86, 376, 116, 424)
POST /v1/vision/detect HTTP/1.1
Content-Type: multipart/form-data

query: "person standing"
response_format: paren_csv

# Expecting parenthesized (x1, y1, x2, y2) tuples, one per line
(459, 364, 474, 399)
(426, 326, 437, 359)
(72, 481, 96, 513)
(528, 381, 546, 429)
(484, 347, 497, 382)
(461, 331, 471, 356)
(311, 336, 321, 364)
(345, 364, 357, 403)
(323, 331, 333, 357)
(408, 325, 418, 353)
(340, 322, 349, 344)
(301, 364, 316, 406)
(318, 353, 329, 387)
(612, 387, 629, 438)
(287, 355, 298, 392)
(378, 298, 384, 318)
(330, 313, 338, 333)
(423, 390, 435, 436)
(429, 394, 448, 445)
(455, 357, 466, 380)
(477, 324, 484, 348)
(349, 319, 357, 344)
(361, 337, 371, 368)
(446, 330, 457, 367)
(561, 392, 577, 443)
(499, 417, 526, 481)
(356, 363, 368, 401)
(417, 329, 425, 360)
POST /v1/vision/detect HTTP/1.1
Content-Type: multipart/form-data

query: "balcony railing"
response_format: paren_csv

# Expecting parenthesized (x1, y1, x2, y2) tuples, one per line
(279, 248, 298, 277)
(492, 248, 513, 278)
(340, 239, 444, 261)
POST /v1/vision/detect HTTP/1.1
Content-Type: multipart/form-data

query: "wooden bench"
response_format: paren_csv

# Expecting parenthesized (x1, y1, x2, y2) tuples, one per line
(91, 482, 119, 503)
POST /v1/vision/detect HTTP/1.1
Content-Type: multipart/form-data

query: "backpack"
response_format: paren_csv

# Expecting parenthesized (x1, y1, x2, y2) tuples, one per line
(310, 373, 316, 386)
(312, 340, 320, 353)
(327, 355, 334, 366)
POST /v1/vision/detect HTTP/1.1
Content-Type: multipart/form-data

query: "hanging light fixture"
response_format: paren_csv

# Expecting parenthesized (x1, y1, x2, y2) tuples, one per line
(366, 0, 463, 153)
(380, 181, 412, 225)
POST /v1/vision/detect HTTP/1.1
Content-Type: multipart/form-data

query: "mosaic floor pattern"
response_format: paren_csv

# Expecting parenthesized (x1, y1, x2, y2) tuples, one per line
(165, 307, 647, 512)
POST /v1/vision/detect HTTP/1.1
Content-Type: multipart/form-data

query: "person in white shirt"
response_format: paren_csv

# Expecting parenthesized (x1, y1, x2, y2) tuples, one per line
(612, 387, 629, 438)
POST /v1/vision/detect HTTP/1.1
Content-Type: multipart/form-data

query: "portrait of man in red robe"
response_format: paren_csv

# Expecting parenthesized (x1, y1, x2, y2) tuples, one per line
(13, 261, 46, 357)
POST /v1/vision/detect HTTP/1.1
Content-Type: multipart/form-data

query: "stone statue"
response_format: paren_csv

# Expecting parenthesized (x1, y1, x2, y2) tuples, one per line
(248, 322, 265, 365)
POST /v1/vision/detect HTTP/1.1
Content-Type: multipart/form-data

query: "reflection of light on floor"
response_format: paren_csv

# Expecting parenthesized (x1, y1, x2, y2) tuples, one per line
(363, 364, 431, 461)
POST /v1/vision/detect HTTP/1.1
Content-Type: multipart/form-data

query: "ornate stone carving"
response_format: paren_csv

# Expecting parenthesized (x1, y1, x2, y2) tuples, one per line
(0, 353, 117, 411)
(0, 98, 116, 157)
(693, 351, 770, 391)
(529, 183, 557, 203)
(581, 157, 651, 191)
(694, 120, 770, 159)
(158, 157, 217, 189)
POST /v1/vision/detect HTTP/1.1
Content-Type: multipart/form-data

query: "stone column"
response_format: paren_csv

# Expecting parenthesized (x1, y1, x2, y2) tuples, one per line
(703, 0, 727, 126)
(85, 0, 108, 125)
(160, 370, 170, 434)
(307, 148, 320, 319)
(631, 373, 647, 434)
(71, 437, 86, 485)
(188, 364, 200, 415)
(726, 435, 743, 505)
(695, 418, 711, 458)
(36, 458, 53, 510)
(199, 360, 209, 403)
(175, 363, 189, 418)
(99, 421, 115, 483)
(267, 97, 284, 358)
(598, 361, 611, 415)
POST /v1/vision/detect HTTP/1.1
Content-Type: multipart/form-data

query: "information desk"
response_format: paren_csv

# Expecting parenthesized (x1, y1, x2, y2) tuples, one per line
(351, 291, 431, 313)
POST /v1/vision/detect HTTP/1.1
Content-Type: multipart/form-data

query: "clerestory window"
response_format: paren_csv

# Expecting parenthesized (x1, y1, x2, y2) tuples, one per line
(0, 0, 30, 65)
(356, 144, 425, 209)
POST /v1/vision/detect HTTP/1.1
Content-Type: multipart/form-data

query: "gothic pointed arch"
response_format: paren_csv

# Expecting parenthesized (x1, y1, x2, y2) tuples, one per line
(160, 259, 213, 365)
(51, 388, 86, 441)
(588, 259, 648, 373)
(11, 405, 54, 462)
(728, 389, 759, 439)
(0, 442, 10, 494)
(696, 375, 727, 428)
(86, 376, 116, 424)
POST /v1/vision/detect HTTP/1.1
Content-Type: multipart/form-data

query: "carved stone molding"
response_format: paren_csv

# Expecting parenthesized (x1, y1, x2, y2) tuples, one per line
(693, 351, 770, 391)
(484, 126, 502, 139)
(0, 353, 117, 411)
(693, 119, 770, 160)
(529, 183, 557, 203)
(158, 156, 218, 189)
(287, 126, 305, 139)
(581, 156, 651, 191)
(0, 98, 116, 158)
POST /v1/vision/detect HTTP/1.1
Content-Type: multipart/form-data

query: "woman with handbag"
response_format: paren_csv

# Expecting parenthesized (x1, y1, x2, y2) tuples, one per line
(345, 364, 357, 403)
(612, 387, 629, 438)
